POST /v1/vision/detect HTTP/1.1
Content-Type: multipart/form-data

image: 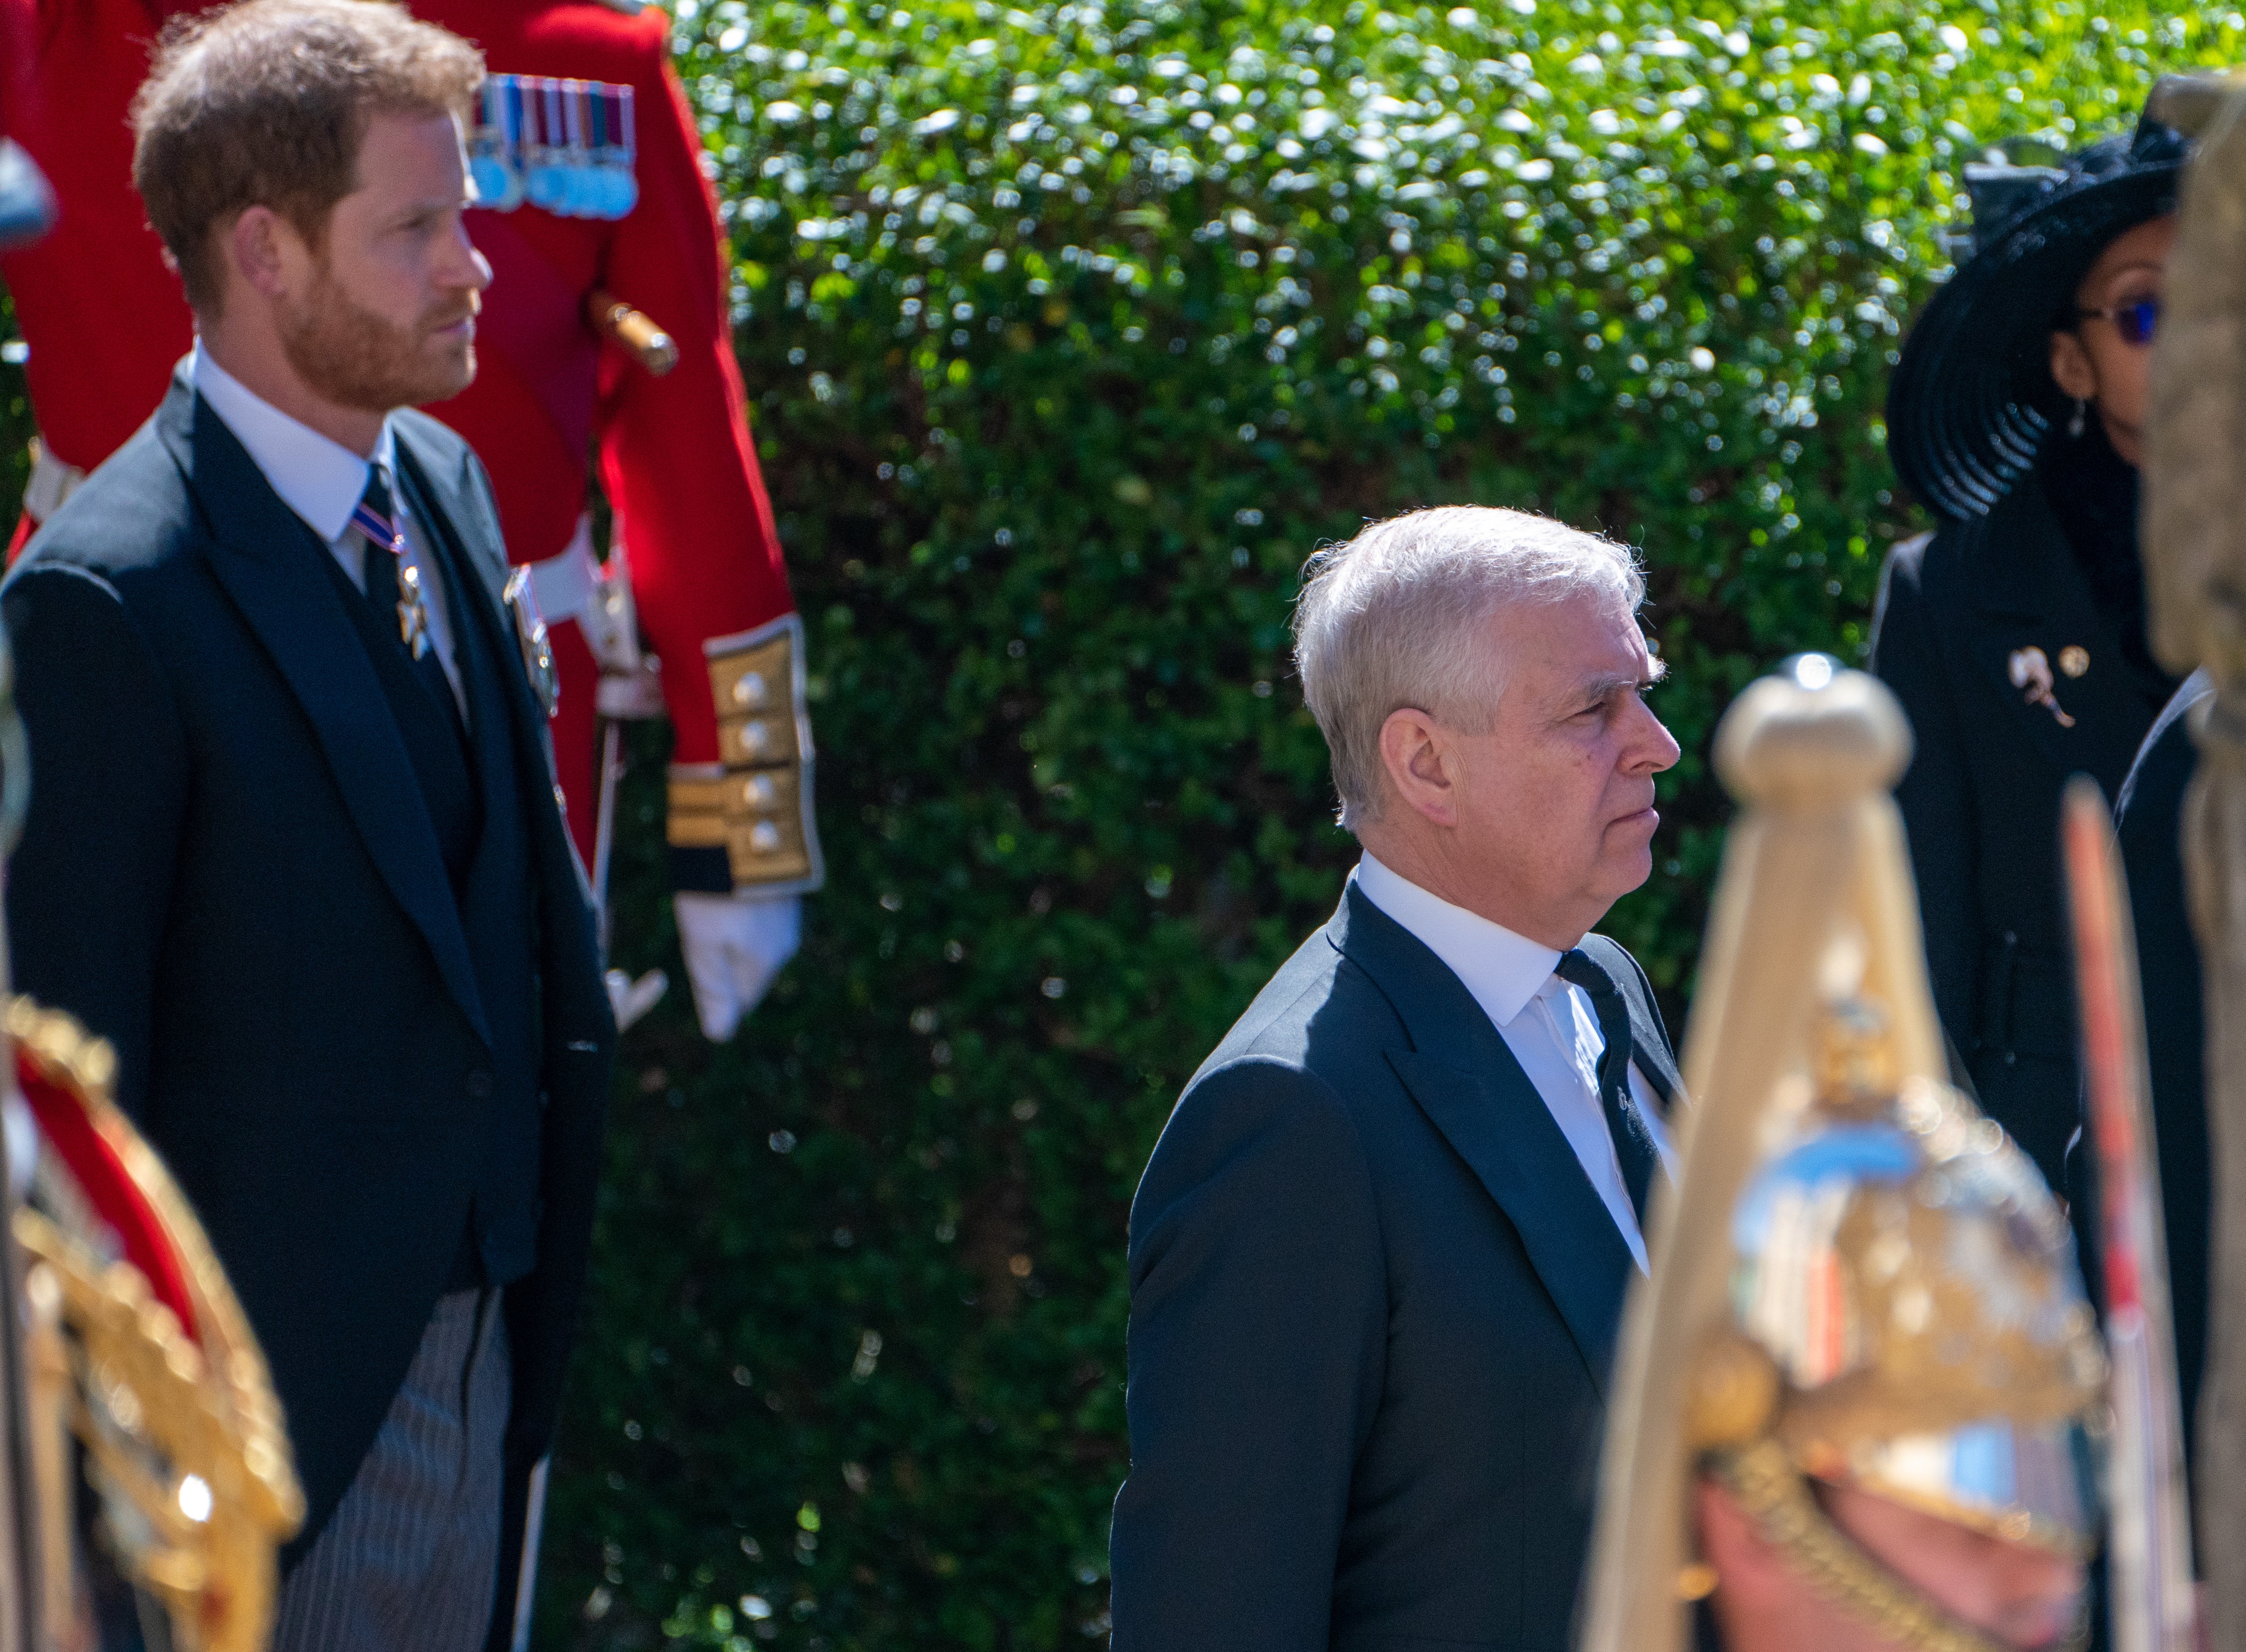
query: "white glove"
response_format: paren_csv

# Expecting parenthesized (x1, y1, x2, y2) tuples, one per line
(675, 890, 802, 1041)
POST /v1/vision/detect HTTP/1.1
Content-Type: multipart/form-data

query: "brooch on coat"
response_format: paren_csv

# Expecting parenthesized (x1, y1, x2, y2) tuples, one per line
(503, 567, 562, 719)
(2008, 645, 2077, 728)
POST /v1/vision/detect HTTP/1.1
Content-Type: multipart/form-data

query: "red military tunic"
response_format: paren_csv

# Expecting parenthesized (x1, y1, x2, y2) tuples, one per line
(0, 0, 819, 898)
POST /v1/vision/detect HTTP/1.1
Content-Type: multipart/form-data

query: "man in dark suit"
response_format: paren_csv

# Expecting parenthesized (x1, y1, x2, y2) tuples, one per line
(1, 2, 613, 1645)
(1110, 507, 1684, 1651)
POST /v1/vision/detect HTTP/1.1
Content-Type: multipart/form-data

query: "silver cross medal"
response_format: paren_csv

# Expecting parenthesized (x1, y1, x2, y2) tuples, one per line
(396, 561, 433, 661)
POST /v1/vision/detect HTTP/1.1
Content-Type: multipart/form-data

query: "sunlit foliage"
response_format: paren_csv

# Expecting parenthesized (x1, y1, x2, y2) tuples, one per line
(4, 1, 2237, 1648)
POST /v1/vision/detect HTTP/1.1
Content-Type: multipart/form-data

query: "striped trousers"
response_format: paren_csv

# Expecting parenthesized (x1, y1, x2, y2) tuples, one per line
(271, 1289, 512, 1652)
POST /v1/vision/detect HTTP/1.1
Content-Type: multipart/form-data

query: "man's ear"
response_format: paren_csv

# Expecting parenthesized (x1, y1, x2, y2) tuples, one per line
(223, 205, 302, 304)
(1377, 705, 1458, 828)
(2049, 328, 2097, 403)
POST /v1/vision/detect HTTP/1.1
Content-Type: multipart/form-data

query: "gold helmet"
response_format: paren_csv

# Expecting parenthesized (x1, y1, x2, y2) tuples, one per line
(1579, 658, 2104, 1652)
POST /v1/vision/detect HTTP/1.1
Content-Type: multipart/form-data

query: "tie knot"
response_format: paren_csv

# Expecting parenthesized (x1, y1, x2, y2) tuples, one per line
(352, 466, 401, 552)
(1554, 947, 1617, 1001)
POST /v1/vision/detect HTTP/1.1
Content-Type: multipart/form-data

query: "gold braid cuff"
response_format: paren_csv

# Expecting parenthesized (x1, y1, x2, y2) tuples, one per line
(668, 614, 824, 895)
(1707, 1441, 2088, 1652)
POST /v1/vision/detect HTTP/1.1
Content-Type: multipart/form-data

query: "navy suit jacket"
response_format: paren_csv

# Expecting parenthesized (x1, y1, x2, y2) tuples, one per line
(1110, 883, 1679, 1652)
(1, 372, 615, 1598)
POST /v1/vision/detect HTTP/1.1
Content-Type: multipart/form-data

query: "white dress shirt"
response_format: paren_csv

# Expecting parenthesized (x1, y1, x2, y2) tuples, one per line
(191, 344, 466, 712)
(1353, 853, 1675, 1271)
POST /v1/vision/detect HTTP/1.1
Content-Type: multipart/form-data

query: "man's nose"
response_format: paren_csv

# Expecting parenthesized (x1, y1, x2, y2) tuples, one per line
(1622, 695, 1682, 775)
(445, 224, 493, 293)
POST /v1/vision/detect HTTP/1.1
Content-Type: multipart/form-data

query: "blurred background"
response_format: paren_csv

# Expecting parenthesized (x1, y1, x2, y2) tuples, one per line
(3, 0, 2239, 1645)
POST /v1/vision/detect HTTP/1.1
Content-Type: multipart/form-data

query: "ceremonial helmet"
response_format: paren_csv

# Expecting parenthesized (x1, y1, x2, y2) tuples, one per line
(1579, 659, 2105, 1652)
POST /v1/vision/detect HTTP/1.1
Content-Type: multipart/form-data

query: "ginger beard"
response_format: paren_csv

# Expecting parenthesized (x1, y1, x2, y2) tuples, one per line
(277, 249, 478, 413)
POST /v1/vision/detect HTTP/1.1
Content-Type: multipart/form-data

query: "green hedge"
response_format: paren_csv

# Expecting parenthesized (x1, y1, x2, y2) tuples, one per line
(3, 0, 2239, 1646)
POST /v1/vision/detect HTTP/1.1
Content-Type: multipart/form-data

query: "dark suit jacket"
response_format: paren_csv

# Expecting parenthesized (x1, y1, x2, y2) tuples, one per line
(1109, 884, 1679, 1652)
(1870, 483, 2172, 1189)
(1, 372, 615, 1586)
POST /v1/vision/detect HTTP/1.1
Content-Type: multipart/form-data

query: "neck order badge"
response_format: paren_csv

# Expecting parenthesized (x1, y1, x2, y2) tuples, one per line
(352, 473, 433, 662)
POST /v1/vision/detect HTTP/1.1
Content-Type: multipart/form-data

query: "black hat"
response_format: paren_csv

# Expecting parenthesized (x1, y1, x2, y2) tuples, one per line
(1886, 107, 2189, 521)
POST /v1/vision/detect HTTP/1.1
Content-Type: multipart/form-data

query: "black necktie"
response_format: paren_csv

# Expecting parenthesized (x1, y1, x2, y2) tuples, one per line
(1553, 948, 1659, 1225)
(353, 469, 459, 728)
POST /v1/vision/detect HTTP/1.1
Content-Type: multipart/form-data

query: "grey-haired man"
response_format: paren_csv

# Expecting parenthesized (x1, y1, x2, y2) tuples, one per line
(1111, 505, 1684, 1652)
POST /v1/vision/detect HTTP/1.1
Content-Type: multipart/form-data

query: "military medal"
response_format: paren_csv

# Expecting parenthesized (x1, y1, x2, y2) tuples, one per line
(503, 567, 561, 716)
(469, 74, 639, 222)
(396, 563, 432, 660)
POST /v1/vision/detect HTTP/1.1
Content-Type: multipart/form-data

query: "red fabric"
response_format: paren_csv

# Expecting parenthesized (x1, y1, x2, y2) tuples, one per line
(0, 0, 195, 474)
(0, 0, 34, 134)
(0, 0, 799, 828)
(15, 1045, 201, 1343)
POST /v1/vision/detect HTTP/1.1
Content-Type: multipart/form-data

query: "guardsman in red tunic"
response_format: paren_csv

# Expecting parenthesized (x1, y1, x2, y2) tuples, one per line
(0, 0, 820, 1042)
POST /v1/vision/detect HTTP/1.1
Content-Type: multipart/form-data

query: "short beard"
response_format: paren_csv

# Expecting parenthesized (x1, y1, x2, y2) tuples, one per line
(278, 256, 476, 413)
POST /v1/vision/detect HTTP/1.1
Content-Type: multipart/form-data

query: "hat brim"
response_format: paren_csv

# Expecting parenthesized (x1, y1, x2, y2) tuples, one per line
(1888, 167, 2181, 521)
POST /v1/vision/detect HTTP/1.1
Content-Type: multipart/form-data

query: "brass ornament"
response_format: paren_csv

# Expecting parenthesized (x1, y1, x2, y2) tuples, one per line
(1720, 1016, 2103, 1560)
(502, 567, 560, 718)
(1579, 661, 2104, 1652)
(1684, 1334, 1780, 1453)
(7, 998, 303, 1652)
(678, 614, 825, 893)
(1709, 1440, 2087, 1652)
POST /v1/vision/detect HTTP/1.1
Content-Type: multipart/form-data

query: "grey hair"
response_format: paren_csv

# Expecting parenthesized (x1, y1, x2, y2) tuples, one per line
(1292, 505, 1646, 831)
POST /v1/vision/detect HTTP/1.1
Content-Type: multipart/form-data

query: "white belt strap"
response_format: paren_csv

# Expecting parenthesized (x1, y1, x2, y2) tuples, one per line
(21, 439, 85, 525)
(523, 514, 600, 626)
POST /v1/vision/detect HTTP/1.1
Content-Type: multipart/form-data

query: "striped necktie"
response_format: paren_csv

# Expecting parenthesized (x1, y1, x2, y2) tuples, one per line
(353, 467, 434, 663)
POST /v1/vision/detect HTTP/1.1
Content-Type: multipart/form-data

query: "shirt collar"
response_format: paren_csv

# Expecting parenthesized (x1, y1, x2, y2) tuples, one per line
(1352, 852, 1562, 1030)
(190, 342, 396, 545)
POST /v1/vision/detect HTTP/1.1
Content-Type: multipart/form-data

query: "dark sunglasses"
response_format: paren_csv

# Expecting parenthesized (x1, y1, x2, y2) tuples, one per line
(2075, 296, 2160, 347)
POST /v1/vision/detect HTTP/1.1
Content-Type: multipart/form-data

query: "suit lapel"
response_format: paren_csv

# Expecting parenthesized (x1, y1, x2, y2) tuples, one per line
(156, 375, 492, 1047)
(1332, 886, 1635, 1395)
(391, 429, 600, 921)
(393, 445, 517, 825)
(393, 422, 612, 1038)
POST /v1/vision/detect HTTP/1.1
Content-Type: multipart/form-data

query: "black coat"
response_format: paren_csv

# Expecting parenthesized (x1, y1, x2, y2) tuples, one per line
(1870, 481, 2172, 1189)
(1108, 884, 1679, 1652)
(0, 372, 615, 1594)
(2109, 672, 2214, 1465)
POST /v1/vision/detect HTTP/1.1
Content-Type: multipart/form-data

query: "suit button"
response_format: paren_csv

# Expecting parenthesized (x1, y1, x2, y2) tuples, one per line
(467, 1070, 495, 1100)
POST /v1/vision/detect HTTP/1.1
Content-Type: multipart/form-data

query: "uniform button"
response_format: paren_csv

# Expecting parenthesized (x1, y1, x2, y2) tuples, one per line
(2002, 930, 2017, 945)
(467, 1070, 494, 1100)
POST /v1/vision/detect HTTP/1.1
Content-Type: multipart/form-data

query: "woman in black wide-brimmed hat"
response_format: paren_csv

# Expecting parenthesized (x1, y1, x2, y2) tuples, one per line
(1871, 106, 2188, 1194)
